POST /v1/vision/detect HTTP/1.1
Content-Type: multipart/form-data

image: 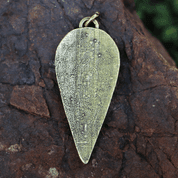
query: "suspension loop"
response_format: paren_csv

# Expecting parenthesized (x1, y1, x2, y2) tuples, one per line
(79, 12, 100, 29)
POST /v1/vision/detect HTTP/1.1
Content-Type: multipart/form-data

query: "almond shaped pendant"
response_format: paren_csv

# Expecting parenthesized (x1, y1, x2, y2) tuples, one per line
(55, 12, 120, 164)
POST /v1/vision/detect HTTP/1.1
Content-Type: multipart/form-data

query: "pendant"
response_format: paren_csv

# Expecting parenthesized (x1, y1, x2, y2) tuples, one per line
(55, 12, 120, 164)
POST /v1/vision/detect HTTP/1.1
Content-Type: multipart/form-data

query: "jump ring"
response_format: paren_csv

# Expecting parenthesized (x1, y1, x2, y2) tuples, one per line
(79, 17, 99, 29)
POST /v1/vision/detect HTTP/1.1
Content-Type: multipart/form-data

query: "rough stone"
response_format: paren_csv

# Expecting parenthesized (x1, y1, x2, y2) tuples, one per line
(124, 149, 159, 178)
(6, 143, 22, 153)
(171, 144, 178, 169)
(0, 0, 178, 177)
(10, 85, 50, 118)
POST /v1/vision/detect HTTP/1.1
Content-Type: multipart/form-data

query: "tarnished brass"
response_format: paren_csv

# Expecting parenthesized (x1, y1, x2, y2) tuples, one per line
(79, 17, 99, 29)
(84, 12, 100, 27)
(55, 12, 120, 164)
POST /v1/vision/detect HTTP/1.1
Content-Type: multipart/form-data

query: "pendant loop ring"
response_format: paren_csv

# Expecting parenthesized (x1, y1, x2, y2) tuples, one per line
(79, 17, 99, 29)
(85, 12, 99, 27)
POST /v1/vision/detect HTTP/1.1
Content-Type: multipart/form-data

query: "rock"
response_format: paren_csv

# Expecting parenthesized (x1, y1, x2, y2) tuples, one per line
(171, 145, 178, 169)
(0, 0, 178, 177)
(47, 168, 59, 178)
(124, 149, 159, 178)
(6, 143, 22, 153)
(82, 0, 95, 9)
(10, 85, 50, 118)
(0, 61, 35, 85)
(21, 163, 33, 171)
(0, 142, 6, 151)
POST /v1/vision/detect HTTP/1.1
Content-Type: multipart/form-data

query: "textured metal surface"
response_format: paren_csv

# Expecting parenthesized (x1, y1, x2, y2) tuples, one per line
(55, 27, 120, 164)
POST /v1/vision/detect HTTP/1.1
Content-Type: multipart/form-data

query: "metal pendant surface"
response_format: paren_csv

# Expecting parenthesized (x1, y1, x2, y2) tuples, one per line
(55, 13, 120, 164)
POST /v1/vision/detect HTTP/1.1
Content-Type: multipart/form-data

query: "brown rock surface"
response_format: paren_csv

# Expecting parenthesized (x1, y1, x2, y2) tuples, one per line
(0, 0, 178, 177)
(10, 85, 50, 118)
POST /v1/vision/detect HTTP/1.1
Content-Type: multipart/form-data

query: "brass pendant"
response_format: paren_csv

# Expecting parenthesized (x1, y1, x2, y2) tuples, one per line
(55, 12, 120, 164)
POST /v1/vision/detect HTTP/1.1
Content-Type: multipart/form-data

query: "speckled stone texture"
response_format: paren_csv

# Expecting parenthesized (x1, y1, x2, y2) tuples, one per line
(0, 0, 178, 177)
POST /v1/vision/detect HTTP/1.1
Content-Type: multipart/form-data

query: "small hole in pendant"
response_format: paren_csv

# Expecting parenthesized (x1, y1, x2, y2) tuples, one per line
(93, 39, 97, 43)
(98, 53, 102, 57)
(85, 33, 89, 37)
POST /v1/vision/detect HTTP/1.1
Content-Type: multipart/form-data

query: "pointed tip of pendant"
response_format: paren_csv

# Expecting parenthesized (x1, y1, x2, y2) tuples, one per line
(79, 154, 91, 164)
(76, 146, 93, 164)
(75, 140, 97, 164)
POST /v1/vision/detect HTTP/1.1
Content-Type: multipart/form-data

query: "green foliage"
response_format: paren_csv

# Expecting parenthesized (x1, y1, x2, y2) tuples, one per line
(173, 0, 178, 12)
(134, 0, 178, 66)
(163, 26, 178, 42)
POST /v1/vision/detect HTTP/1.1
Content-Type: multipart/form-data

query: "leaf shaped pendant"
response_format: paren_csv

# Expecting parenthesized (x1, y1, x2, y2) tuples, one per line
(55, 12, 120, 164)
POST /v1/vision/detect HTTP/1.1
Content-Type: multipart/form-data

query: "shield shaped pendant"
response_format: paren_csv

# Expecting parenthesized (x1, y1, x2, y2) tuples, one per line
(55, 12, 120, 164)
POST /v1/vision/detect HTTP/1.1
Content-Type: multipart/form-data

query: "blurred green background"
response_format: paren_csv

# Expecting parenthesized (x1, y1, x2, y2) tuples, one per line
(134, 0, 178, 66)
